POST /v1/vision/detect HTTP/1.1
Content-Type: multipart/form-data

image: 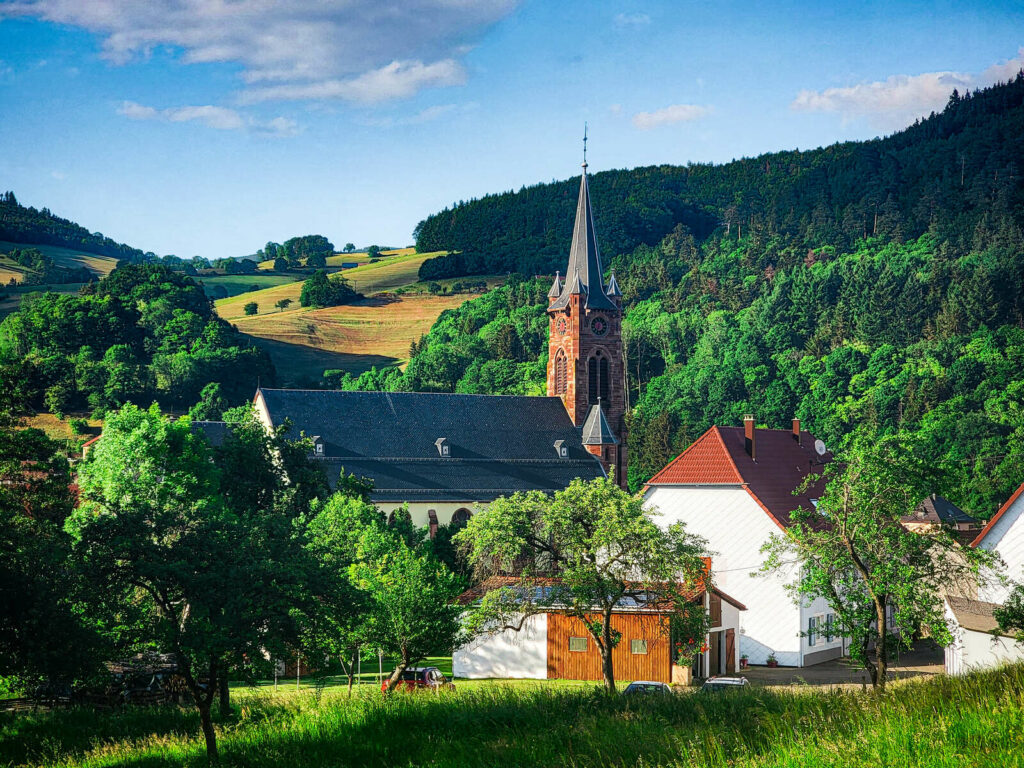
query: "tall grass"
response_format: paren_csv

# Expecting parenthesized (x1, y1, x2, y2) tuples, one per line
(2, 666, 1023, 767)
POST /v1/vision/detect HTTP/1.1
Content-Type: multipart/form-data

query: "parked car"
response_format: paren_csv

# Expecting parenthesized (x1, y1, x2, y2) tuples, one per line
(623, 681, 672, 695)
(700, 676, 749, 693)
(381, 667, 454, 693)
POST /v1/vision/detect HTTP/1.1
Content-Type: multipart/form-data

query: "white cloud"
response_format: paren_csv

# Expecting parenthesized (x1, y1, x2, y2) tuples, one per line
(791, 47, 1024, 130)
(613, 12, 650, 28)
(0, 0, 518, 103)
(632, 103, 712, 130)
(118, 100, 299, 136)
(241, 59, 467, 104)
(358, 102, 477, 128)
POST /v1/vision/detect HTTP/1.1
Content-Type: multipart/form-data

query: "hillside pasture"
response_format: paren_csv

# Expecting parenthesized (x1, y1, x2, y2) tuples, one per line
(339, 250, 446, 294)
(219, 293, 467, 384)
(1, 664, 1021, 768)
(198, 274, 298, 299)
(0, 240, 118, 282)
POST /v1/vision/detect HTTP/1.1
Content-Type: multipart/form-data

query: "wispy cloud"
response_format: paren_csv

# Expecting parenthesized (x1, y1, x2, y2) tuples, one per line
(118, 100, 299, 137)
(791, 47, 1024, 130)
(613, 12, 650, 28)
(632, 103, 712, 130)
(0, 1, 518, 103)
(358, 102, 477, 128)
(240, 59, 467, 105)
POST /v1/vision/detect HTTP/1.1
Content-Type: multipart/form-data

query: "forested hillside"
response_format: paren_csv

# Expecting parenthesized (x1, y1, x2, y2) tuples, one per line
(351, 75, 1024, 517)
(415, 74, 1024, 279)
(0, 191, 146, 262)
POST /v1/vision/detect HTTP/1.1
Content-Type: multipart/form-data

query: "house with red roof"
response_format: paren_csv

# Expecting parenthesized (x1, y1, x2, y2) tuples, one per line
(642, 416, 845, 667)
(973, 481, 1024, 605)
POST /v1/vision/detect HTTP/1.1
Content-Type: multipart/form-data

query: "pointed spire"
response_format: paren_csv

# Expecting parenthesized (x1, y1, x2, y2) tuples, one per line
(581, 401, 619, 445)
(548, 134, 616, 312)
(605, 270, 621, 297)
(547, 270, 562, 298)
(565, 268, 585, 296)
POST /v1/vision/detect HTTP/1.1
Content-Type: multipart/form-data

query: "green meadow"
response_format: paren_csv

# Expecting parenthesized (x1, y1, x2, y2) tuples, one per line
(2, 665, 1022, 767)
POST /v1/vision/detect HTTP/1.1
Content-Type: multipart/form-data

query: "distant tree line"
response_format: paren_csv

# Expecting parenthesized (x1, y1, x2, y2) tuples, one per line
(0, 191, 147, 262)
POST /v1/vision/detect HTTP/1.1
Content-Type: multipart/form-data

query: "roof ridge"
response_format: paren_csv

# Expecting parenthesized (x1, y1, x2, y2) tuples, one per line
(713, 426, 744, 483)
(971, 480, 1024, 547)
(647, 425, 734, 485)
(260, 388, 564, 402)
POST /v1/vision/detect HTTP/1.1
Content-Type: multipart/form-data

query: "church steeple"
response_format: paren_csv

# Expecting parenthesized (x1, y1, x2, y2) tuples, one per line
(546, 134, 628, 488)
(548, 158, 616, 312)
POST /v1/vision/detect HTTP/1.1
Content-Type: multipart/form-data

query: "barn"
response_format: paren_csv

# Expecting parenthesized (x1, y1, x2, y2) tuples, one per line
(453, 578, 745, 683)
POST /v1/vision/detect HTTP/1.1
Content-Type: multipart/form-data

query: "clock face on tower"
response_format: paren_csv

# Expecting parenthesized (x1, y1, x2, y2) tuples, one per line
(555, 317, 568, 335)
(590, 315, 609, 336)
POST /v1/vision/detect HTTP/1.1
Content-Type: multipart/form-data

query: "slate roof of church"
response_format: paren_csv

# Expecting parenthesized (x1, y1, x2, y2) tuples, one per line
(581, 403, 618, 445)
(548, 166, 617, 312)
(902, 494, 978, 526)
(645, 425, 830, 529)
(255, 388, 606, 502)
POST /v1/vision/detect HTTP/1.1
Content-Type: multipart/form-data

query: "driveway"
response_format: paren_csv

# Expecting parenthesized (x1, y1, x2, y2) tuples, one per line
(739, 640, 944, 688)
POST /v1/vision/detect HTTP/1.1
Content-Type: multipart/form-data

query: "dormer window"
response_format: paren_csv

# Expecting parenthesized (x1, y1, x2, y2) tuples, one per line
(311, 436, 325, 456)
(435, 437, 450, 457)
(554, 439, 568, 458)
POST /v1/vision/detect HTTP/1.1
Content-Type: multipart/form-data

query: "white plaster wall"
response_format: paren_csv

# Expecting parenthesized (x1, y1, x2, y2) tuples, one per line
(644, 486, 804, 666)
(977, 493, 1024, 605)
(960, 628, 1024, 674)
(453, 614, 548, 679)
(800, 594, 845, 660)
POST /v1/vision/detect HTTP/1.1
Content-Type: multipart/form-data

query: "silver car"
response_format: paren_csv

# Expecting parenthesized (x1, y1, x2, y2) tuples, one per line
(700, 676, 750, 693)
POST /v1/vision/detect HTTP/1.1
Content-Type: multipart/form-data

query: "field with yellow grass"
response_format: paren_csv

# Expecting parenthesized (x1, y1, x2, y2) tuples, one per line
(221, 293, 467, 383)
(257, 247, 415, 271)
(0, 240, 119, 283)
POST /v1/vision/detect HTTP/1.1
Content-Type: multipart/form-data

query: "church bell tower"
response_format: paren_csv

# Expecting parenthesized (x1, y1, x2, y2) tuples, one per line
(546, 135, 627, 487)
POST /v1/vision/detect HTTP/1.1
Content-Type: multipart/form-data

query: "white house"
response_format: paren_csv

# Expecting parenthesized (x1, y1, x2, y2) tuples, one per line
(973, 482, 1024, 604)
(642, 417, 845, 667)
(943, 596, 1024, 675)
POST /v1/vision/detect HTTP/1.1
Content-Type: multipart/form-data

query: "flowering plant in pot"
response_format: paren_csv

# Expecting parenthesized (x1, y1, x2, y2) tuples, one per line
(740, 653, 749, 669)
(766, 652, 779, 668)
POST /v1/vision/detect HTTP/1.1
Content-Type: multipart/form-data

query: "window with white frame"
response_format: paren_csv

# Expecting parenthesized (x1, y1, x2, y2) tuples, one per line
(808, 614, 824, 647)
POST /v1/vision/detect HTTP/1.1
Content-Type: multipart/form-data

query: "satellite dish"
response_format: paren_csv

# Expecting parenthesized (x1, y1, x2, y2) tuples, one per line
(814, 439, 827, 456)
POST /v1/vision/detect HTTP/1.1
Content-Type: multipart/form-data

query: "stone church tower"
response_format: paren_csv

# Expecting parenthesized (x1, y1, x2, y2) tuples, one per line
(546, 153, 627, 487)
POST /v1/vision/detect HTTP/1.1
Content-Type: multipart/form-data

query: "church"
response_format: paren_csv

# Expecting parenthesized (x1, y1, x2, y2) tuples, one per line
(238, 154, 628, 530)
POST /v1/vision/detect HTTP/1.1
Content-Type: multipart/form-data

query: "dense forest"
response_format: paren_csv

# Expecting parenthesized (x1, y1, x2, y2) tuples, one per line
(415, 75, 1024, 280)
(0, 191, 147, 262)
(344, 75, 1024, 517)
(0, 263, 274, 415)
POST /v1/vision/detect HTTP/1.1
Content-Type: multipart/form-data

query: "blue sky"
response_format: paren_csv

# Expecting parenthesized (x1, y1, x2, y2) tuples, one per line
(0, 0, 1021, 259)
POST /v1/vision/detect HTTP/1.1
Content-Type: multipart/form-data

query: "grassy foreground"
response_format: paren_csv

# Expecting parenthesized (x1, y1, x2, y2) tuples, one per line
(2, 665, 1023, 768)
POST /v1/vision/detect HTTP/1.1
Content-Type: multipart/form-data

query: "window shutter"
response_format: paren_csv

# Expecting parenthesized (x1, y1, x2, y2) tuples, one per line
(808, 616, 817, 647)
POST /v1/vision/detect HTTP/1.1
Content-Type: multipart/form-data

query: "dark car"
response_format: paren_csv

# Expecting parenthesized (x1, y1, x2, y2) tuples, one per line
(700, 676, 749, 693)
(623, 681, 672, 695)
(382, 667, 454, 693)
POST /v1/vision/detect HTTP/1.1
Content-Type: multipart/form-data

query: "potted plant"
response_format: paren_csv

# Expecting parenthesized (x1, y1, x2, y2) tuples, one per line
(766, 653, 779, 668)
(740, 653, 749, 669)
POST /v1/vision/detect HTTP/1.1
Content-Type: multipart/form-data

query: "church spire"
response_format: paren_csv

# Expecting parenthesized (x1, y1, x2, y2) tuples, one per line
(548, 131, 616, 311)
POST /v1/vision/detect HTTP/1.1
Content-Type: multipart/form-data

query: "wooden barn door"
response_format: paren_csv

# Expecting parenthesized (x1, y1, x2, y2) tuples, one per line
(725, 629, 736, 674)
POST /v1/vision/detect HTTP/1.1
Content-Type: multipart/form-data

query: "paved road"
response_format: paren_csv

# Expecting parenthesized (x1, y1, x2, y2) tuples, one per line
(739, 640, 944, 688)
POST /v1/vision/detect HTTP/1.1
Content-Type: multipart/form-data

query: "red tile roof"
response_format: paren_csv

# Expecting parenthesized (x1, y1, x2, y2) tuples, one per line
(646, 425, 830, 529)
(971, 482, 1024, 548)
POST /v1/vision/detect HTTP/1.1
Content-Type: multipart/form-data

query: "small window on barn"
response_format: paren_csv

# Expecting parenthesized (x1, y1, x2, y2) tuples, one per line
(630, 639, 648, 655)
(568, 636, 588, 652)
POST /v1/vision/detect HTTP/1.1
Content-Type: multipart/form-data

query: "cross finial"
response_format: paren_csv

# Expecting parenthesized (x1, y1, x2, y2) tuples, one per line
(582, 122, 588, 168)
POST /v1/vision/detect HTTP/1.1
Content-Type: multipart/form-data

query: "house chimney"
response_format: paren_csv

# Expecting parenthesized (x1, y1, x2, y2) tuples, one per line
(792, 418, 801, 444)
(744, 414, 755, 461)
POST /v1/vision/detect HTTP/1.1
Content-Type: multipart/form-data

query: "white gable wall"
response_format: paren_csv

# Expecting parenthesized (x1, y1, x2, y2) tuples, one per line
(943, 601, 1024, 675)
(645, 485, 804, 666)
(977, 492, 1024, 604)
(453, 614, 548, 679)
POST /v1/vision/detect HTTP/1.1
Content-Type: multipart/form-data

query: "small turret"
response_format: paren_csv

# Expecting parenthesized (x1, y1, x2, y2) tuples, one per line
(547, 271, 562, 300)
(605, 270, 621, 298)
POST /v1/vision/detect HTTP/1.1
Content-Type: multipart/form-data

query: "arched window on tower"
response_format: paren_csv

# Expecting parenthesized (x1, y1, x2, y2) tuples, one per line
(554, 350, 567, 395)
(588, 350, 611, 406)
